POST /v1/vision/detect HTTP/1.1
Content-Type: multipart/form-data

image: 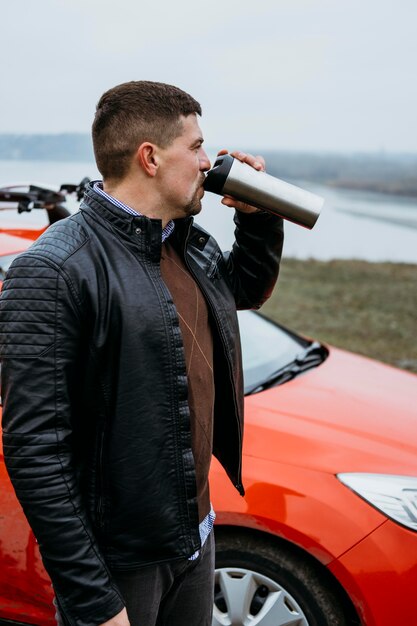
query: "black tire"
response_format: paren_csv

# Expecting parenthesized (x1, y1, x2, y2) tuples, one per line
(213, 530, 356, 626)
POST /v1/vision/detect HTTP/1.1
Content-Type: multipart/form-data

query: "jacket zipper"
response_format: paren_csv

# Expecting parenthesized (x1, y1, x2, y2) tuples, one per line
(96, 428, 105, 528)
(146, 242, 202, 551)
(182, 224, 244, 495)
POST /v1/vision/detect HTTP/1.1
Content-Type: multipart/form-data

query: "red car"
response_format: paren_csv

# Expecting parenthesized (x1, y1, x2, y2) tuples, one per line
(1, 184, 417, 626)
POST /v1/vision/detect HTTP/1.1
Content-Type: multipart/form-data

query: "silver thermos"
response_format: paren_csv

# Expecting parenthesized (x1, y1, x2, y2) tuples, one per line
(204, 153, 323, 229)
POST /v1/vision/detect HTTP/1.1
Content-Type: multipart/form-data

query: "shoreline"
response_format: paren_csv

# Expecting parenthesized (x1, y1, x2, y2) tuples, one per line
(326, 180, 417, 200)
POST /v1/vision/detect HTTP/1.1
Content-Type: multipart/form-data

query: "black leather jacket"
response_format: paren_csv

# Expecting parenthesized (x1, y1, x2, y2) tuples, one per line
(0, 184, 283, 625)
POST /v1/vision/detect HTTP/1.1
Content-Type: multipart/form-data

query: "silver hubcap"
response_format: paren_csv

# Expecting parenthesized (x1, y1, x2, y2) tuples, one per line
(213, 567, 309, 626)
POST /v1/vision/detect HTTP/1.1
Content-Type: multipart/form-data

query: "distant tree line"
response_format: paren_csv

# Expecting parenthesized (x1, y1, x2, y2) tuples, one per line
(0, 134, 94, 162)
(263, 150, 417, 197)
(1, 134, 417, 197)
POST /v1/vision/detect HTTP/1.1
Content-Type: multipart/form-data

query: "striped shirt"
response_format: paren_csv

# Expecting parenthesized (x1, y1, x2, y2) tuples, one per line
(93, 182, 215, 558)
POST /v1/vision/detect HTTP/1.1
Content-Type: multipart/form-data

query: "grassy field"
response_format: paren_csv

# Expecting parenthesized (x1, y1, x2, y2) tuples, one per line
(262, 259, 417, 375)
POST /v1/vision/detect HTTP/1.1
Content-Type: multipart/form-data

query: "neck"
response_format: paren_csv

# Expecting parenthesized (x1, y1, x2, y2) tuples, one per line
(103, 180, 172, 228)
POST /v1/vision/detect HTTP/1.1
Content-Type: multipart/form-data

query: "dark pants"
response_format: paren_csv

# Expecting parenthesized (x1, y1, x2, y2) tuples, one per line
(55, 531, 215, 626)
(115, 531, 215, 626)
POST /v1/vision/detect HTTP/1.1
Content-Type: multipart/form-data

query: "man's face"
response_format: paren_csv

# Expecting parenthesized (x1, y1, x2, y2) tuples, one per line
(157, 114, 211, 219)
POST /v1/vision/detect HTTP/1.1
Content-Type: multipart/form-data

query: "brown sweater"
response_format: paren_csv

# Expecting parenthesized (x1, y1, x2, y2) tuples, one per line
(160, 240, 214, 522)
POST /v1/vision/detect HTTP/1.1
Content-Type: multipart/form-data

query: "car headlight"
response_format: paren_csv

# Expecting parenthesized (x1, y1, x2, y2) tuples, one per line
(337, 473, 417, 532)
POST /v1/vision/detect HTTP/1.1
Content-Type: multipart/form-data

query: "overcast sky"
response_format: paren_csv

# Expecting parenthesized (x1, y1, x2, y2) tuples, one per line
(2, 0, 416, 152)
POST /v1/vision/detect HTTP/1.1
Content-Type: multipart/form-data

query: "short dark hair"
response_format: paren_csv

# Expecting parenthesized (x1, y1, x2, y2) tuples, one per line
(92, 81, 202, 181)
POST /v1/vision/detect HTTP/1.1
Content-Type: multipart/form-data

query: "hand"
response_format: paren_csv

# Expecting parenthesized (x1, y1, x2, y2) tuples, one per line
(100, 607, 130, 626)
(217, 149, 266, 214)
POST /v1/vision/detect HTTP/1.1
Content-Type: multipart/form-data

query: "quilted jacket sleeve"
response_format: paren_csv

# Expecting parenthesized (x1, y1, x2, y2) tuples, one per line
(0, 254, 125, 626)
(224, 210, 284, 309)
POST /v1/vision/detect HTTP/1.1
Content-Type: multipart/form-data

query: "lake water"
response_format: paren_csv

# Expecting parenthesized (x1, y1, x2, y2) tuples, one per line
(1, 159, 417, 264)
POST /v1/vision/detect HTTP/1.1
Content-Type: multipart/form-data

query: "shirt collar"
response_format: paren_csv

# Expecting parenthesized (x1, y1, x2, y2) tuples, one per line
(93, 182, 175, 242)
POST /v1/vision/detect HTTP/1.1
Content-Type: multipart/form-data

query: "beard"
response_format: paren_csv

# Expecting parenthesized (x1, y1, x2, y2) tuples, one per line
(182, 177, 205, 217)
(183, 195, 202, 217)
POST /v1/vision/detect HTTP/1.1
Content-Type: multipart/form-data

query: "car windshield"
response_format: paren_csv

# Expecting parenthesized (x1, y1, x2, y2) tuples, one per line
(238, 310, 326, 394)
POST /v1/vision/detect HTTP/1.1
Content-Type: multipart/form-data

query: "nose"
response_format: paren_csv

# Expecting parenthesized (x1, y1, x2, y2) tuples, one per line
(199, 148, 211, 172)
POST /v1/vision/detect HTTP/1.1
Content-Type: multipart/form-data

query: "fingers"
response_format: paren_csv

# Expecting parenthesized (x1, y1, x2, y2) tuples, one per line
(217, 149, 266, 172)
(221, 195, 235, 208)
(221, 194, 260, 214)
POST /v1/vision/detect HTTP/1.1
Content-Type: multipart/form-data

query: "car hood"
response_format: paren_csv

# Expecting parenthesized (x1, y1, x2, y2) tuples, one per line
(244, 346, 417, 475)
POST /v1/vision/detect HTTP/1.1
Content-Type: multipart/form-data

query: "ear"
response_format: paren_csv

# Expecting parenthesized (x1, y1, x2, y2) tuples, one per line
(136, 142, 159, 177)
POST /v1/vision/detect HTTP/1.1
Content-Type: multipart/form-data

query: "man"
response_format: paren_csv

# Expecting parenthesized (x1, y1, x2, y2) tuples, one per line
(0, 81, 283, 626)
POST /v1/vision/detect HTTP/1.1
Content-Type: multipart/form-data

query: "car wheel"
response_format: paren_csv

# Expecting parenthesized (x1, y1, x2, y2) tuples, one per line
(213, 531, 353, 626)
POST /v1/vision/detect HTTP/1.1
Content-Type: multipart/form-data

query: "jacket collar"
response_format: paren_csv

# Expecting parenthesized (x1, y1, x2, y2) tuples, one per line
(80, 182, 200, 257)
(80, 182, 159, 235)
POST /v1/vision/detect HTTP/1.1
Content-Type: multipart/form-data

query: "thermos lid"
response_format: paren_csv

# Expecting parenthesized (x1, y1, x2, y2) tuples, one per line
(203, 154, 234, 194)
